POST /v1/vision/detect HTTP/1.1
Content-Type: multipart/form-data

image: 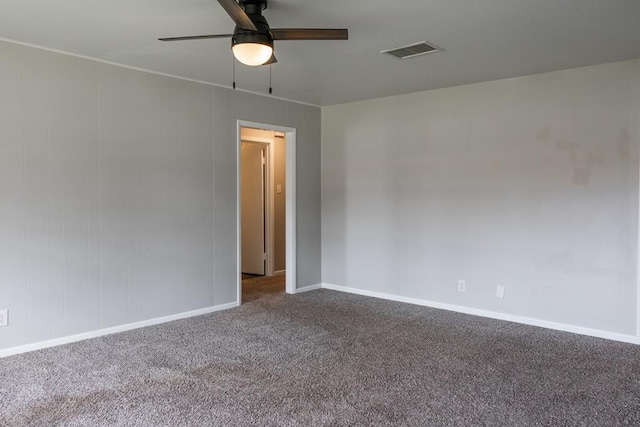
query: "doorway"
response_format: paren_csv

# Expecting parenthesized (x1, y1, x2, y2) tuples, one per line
(237, 121, 296, 303)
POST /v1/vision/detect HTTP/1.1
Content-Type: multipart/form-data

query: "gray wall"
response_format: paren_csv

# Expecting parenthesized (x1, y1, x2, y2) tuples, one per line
(322, 59, 640, 336)
(0, 39, 321, 351)
(213, 88, 321, 304)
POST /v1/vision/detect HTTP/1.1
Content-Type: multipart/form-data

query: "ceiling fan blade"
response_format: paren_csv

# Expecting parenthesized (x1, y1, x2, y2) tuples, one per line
(217, 0, 258, 31)
(270, 29, 348, 41)
(159, 34, 232, 41)
(262, 54, 277, 65)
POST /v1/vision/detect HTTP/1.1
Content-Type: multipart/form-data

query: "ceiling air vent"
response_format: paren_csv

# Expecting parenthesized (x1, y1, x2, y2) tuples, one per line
(381, 41, 441, 59)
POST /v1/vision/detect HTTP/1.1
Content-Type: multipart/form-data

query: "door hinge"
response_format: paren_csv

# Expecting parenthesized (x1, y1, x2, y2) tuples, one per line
(263, 252, 267, 260)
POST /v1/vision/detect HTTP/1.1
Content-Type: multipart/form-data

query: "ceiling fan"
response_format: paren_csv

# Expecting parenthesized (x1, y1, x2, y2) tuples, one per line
(159, 0, 349, 67)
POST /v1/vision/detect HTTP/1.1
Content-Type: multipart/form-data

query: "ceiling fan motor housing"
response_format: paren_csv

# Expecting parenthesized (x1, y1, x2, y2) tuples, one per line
(232, 0, 273, 48)
(240, 0, 268, 12)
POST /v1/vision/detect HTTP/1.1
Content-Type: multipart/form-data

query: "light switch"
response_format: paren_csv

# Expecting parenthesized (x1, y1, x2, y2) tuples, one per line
(277, 184, 283, 194)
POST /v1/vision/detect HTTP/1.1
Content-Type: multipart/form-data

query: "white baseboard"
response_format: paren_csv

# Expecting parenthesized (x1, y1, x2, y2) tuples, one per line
(274, 270, 286, 276)
(0, 301, 240, 358)
(322, 283, 640, 345)
(294, 283, 323, 294)
(5, 283, 636, 358)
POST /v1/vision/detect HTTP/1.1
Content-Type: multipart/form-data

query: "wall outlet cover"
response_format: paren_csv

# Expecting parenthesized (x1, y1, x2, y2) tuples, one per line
(496, 285, 506, 299)
(458, 280, 466, 292)
(0, 309, 7, 327)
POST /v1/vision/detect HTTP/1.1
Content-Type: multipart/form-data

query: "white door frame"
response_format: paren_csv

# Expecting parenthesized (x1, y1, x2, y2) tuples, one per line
(237, 120, 296, 302)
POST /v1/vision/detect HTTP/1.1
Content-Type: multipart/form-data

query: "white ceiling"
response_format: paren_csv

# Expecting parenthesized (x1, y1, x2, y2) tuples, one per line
(1, 0, 639, 106)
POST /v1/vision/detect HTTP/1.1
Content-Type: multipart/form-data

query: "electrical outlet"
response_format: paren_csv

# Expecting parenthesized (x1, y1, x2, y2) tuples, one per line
(496, 285, 506, 299)
(458, 280, 466, 292)
(0, 309, 7, 327)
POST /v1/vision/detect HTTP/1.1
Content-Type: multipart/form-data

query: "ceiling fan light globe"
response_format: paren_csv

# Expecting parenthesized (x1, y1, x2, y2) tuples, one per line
(232, 43, 273, 66)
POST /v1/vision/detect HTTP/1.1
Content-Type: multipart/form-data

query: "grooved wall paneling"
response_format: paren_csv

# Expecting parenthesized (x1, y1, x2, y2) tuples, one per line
(0, 39, 321, 351)
(0, 42, 26, 349)
(2, 48, 218, 347)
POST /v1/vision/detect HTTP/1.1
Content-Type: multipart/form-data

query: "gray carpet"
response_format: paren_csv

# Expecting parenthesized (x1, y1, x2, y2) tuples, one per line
(1, 289, 639, 426)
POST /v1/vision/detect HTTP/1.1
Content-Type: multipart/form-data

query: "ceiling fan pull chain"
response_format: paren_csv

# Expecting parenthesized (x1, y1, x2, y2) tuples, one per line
(269, 63, 272, 95)
(233, 56, 236, 89)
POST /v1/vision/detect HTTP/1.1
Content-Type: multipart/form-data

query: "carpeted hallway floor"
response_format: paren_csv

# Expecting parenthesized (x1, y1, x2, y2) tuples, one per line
(242, 273, 285, 302)
(2, 289, 639, 426)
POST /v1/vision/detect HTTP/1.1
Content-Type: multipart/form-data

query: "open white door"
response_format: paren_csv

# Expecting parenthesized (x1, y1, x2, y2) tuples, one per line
(241, 143, 266, 275)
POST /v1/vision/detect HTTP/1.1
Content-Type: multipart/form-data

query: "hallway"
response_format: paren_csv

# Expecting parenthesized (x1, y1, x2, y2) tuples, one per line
(241, 274, 285, 303)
